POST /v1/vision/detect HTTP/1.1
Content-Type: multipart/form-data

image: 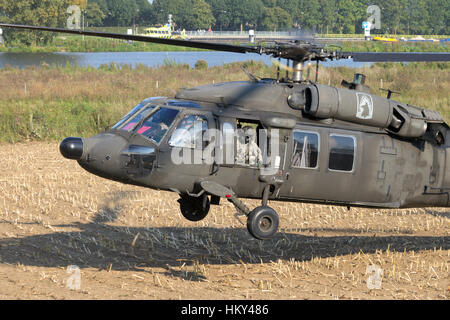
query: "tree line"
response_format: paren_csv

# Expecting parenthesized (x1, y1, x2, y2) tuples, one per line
(89, 0, 450, 35)
(1, 0, 449, 36)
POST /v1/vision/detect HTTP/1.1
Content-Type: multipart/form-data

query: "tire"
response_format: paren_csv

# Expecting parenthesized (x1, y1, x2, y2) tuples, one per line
(178, 195, 210, 222)
(247, 206, 279, 240)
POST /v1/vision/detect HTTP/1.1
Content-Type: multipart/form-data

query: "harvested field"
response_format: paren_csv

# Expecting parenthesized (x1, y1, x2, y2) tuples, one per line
(0, 142, 448, 300)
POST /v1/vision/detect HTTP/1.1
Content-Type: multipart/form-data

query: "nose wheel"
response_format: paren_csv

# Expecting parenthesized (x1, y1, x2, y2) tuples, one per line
(246, 206, 279, 240)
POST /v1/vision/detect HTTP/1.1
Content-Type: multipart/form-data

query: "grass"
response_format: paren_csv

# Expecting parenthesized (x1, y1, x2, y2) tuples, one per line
(0, 60, 448, 142)
(0, 35, 207, 53)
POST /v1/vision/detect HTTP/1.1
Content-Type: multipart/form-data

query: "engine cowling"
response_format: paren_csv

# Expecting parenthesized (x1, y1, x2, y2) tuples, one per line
(301, 84, 434, 138)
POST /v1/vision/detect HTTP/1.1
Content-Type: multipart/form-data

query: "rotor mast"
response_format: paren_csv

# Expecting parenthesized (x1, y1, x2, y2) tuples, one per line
(292, 61, 304, 82)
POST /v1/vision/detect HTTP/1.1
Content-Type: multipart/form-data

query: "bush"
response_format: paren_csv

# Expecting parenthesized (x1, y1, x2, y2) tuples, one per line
(195, 60, 208, 70)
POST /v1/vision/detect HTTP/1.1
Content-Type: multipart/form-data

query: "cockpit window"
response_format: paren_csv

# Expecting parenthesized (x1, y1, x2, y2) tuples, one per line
(135, 108, 180, 144)
(112, 101, 154, 130)
(118, 106, 155, 132)
(169, 115, 208, 149)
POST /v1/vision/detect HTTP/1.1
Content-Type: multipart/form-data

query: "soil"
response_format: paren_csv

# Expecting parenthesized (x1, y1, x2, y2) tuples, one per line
(0, 142, 448, 300)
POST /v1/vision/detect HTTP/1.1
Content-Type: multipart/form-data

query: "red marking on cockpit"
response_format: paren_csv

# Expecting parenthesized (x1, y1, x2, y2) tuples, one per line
(138, 126, 151, 134)
(123, 122, 137, 131)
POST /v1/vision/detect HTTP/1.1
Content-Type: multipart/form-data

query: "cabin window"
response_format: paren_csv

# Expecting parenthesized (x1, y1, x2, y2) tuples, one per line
(292, 131, 319, 169)
(219, 120, 265, 167)
(235, 119, 264, 167)
(328, 134, 356, 172)
(169, 114, 208, 149)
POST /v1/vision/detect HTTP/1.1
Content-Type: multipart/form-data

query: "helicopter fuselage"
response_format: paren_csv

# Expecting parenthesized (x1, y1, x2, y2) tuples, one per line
(2, 22, 448, 239)
(61, 81, 450, 210)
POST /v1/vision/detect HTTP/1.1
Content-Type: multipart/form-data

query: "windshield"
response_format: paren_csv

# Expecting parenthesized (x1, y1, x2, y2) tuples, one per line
(135, 108, 180, 144)
(112, 100, 155, 130)
(117, 106, 155, 132)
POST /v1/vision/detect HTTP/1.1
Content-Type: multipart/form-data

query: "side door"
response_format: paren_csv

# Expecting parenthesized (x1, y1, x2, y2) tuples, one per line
(157, 111, 215, 191)
(210, 118, 265, 198)
(279, 126, 324, 200)
(320, 130, 361, 202)
(280, 127, 361, 203)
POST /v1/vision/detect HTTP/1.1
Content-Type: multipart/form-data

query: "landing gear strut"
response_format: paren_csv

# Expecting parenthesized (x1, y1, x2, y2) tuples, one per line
(199, 181, 280, 240)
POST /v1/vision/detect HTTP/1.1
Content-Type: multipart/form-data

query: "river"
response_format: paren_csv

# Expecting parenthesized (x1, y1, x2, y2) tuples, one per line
(0, 51, 373, 69)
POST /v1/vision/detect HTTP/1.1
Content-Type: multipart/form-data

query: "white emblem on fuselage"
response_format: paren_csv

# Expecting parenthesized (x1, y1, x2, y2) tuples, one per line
(356, 93, 374, 120)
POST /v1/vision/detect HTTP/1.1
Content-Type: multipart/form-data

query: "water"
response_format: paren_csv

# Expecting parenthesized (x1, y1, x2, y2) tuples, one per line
(0, 51, 373, 69)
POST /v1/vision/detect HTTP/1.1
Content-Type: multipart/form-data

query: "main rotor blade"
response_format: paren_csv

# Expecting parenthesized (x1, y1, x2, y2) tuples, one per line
(2, 24, 449, 63)
(0, 23, 261, 55)
(348, 52, 450, 62)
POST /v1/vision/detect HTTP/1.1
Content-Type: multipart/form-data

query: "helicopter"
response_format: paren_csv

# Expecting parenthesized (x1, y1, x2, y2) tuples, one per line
(1, 23, 449, 240)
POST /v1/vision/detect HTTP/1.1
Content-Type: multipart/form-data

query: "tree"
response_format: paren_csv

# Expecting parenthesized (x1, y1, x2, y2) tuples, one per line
(335, 0, 357, 33)
(72, 0, 88, 9)
(319, 0, 336, 34)
(2, 0, 446, 35)
(228, 0, 264, 30)
(132, 0, 152, 25)
(260, 6, 292, 31)
(151, 0, 185, 26)
(377, 0, 407, 35)
(86, 2, 106, 26)
(261, 0, 276, 8)
(90, 0, 109, 18)
(0, 0, 69, 45)
(426, 0, 447, 35)
(103, 0, 138, 26)
(297, 0, 321, 32)
(276, 0, 300, 26)
(182, 0, 215, 30)
(207, 0, 233, 30)
(405, 0, 430, 34)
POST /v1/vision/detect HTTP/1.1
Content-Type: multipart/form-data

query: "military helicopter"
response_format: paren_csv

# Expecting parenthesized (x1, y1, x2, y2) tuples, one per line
(1, 23, 449, 240)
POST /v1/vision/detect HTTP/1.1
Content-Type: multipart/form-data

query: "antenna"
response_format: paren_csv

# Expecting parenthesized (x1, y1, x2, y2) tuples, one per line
(315, 60, 319, 83)
(285, 59, 290, 80)
(380, 88, 400, 99)
(276, 58, 281, 82)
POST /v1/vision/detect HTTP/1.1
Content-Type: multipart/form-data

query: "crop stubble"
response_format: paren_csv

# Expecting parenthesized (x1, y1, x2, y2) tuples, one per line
(0, 142, 448, 300)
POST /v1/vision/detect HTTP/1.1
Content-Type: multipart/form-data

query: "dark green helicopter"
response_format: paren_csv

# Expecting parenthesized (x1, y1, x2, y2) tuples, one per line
(1, 23, 449, 240)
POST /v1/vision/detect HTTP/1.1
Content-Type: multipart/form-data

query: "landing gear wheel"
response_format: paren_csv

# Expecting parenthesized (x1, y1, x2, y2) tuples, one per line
(246, 206, 279, 240)
(178, 195, 210, 222)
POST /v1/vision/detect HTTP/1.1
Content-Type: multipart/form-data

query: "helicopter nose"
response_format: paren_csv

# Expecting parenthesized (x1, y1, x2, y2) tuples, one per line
(60, 137, 84, 160)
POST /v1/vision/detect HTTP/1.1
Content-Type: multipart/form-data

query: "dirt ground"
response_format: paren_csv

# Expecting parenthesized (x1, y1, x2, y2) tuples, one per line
(0, 142, 448, 300)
